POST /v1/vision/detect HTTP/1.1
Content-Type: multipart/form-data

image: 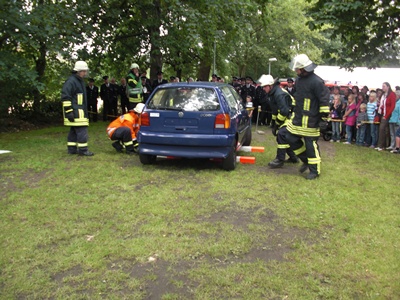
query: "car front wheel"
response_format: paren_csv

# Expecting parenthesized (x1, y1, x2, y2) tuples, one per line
(139, 154, 157, 165)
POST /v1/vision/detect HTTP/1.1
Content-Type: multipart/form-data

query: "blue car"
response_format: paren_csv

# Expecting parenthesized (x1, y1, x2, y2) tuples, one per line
(138, 82, 252, 170)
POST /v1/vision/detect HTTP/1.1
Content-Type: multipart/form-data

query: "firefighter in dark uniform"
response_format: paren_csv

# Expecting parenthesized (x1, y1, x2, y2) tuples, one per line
(61, 61, 94, 156)
(127, 63, 142, 110)
(110, 78, 119, 117)
(258, 74, 298, 168)
(86, 78, 98, 122)
(100, 76, 116, 121)
(141, 75, 153, 103)
(119, 77, 129, 114)
(286, 54, 330, 180)
(285, 77, 296, 96)
(152, 71, 168, 90)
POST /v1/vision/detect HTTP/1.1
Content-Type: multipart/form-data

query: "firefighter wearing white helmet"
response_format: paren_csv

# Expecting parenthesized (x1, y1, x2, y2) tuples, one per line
(106, 103, 144, 154)
(258, 74, 298, 169)
(285, 54, 330, 180)
(61, 60, 94, 156)
(126, 63, 143, 110)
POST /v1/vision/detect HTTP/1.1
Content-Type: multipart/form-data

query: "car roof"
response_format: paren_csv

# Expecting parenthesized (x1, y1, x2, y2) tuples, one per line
(156, 81, 230, 89)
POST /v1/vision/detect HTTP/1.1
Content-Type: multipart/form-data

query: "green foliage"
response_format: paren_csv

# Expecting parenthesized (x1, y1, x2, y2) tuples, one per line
(1, 0, 330, 118)
(307, 0, 400, 69)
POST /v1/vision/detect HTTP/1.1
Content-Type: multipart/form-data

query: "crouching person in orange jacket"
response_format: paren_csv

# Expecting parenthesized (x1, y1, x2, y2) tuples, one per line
(106, 103, 145, 154)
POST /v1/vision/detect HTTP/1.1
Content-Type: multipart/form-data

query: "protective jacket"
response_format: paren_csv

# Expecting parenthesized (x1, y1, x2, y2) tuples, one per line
(287, 72, 330, 137)
(61, 74, 89, 126)
(269, 83, 294, 126)
(127, 71, 143, 104)
(106, 112, 140, 140)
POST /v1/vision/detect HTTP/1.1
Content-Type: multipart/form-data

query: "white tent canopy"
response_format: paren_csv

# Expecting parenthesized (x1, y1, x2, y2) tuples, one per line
(314, 65, 400, 90)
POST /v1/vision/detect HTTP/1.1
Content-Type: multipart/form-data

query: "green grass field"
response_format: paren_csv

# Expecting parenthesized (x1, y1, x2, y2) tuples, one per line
(1, 122, 399, 299)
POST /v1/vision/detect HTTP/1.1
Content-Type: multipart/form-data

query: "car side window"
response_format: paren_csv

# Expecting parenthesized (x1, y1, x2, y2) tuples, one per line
(221, 86, 239, 111)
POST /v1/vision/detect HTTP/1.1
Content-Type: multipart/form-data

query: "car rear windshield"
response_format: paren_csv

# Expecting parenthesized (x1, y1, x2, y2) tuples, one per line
(147, 87, 220, 111)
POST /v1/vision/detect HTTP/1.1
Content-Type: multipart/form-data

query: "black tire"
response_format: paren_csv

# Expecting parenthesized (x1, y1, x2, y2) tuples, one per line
(242, 127, 252, 146)
(222, 145, 237, 171)
(323, 132, 332, 141)
(139, 154, 157, 165)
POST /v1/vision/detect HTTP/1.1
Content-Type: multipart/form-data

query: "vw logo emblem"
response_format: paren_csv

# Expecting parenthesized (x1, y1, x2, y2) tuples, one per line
(178, 112, 184, 118)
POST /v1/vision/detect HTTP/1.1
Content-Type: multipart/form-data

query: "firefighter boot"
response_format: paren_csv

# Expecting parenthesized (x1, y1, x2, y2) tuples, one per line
(125, 145, 135, 155)
(78, 150, 94, 156)
(285, 156, 299, 163)
(306, 172, 319, 180)
(299, 164, 308, 173)
(306, 164, 319, 180)
(268, 158, 284, 168)
(112, 141, 123, 153)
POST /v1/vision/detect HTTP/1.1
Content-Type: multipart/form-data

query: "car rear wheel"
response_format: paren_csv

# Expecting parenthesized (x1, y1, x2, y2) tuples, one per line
(139, 154, 157, 165)
(222, 145, 237, 171)
(242, 127, 252, 146)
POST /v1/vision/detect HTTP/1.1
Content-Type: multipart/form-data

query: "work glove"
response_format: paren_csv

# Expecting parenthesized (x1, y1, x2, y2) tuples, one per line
(319, 113, 329, 131)
(272, 123, 279, 136)
(319, 120, 328, 132)
(66, 111, 74, 122)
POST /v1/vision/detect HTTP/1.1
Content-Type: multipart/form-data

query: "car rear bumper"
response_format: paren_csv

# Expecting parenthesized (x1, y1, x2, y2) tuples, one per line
(139, 144, 231, 158)
(138, 131, 235, 158)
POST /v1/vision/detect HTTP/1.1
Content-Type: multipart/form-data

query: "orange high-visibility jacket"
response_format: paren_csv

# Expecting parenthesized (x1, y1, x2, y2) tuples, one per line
(106, 112, 139, 140)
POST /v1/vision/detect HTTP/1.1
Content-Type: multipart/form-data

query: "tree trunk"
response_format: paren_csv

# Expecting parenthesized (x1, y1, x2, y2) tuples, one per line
(32, 39, 46, 112)
(148, 0, 163, 81)
(197, 57, 211, 82)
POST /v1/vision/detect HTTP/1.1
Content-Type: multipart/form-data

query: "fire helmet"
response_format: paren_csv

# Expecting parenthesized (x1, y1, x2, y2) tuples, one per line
(258, 74, 275, 87)
(133, 103, 145, 114)
(130, 63, 139, 69)
(289, 54, 317, 72)
(73, 61, 89, 72)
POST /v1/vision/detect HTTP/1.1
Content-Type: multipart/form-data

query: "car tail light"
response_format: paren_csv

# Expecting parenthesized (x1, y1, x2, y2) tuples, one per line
(214, 113, 230, 129)
(140, 112, 150, 126)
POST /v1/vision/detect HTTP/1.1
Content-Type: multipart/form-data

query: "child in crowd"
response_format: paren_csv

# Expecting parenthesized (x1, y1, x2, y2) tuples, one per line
(342, 94, 357, 144)
(356, 103, 368, 145)
(366, 92, 379, 148)
(245, 95, 254, 119)
(389, 89, 400, 153)
(330, 94, 343, 142)
(388, 89, 400, 150)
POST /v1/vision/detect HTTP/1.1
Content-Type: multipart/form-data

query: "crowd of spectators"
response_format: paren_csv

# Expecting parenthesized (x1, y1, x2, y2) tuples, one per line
(326, 83, 400, 153)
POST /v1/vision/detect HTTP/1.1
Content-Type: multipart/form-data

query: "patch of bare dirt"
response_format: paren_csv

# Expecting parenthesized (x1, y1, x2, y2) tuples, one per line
(98, 206, 323, 299)
(0, 168, 49, 201)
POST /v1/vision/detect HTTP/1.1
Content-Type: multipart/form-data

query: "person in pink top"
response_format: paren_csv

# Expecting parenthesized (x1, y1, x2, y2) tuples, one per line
(342, 94, 357, 144)
(376, 82, 396, 151)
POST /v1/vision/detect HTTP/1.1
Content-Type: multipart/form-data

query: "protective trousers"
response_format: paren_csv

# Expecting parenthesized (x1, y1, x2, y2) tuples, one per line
(111, 127, 134, 151)
(285, 131, 321, 175)
(276, 126, 297, 161)
(67, 126, 89, 154)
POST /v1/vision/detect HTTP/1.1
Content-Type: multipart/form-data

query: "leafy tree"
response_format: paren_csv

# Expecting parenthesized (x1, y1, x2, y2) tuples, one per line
(307, 0, 400, 69)
(0, 0, 95, 116)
